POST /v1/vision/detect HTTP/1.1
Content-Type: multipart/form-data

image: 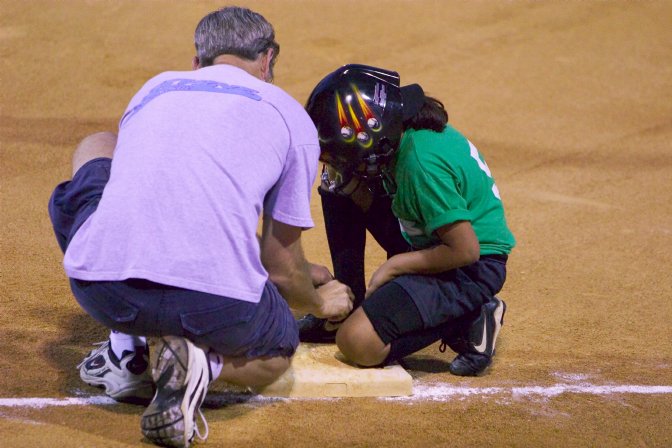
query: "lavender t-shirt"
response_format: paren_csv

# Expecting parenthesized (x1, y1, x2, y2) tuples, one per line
(63, 65, 319, 303)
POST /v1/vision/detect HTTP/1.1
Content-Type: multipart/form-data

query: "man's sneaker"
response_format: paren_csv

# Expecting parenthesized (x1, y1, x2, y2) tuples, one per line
(297, 314, 338, 343)
(78, 340, 154, 404)
(447, 297, 506, 377)
(141, 336, 209, 448)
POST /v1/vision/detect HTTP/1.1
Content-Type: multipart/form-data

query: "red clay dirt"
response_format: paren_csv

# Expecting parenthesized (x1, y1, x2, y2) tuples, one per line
(1, 1, 671, 447)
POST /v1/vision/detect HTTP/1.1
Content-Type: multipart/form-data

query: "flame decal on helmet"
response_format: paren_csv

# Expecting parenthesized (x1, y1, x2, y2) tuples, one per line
(334, 84, 383, 149)
(352, 85, 381, 132)
(347, 102, 363, 134)
(336, 92, 355, 143)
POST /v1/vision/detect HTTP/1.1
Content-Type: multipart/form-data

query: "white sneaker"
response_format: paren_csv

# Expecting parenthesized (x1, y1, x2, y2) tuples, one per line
(78, 340, 154, 404)
(141, 336, 210, 448)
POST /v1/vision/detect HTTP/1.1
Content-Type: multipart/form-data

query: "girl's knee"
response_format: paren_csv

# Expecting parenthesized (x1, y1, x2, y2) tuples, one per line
(336, 314, 388, 367)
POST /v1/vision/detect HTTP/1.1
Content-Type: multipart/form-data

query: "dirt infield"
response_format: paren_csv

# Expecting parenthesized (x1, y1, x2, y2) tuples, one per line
(1, 1, 671, 446)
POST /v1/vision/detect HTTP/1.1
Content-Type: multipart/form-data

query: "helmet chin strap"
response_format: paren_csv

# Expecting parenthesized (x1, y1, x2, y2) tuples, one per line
(321, 164, 353, 194)
(321, 141, 399, 197)
(362, 142, 396, 177)
(361, 142, 398, 196)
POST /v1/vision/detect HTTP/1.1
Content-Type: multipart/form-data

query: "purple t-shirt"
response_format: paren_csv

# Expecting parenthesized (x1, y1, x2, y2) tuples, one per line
(63, 65, 319, 303)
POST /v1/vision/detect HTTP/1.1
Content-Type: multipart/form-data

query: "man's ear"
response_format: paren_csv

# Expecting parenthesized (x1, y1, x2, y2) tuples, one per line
(260, 49, 274, 82)
(192, 56, 201, 70)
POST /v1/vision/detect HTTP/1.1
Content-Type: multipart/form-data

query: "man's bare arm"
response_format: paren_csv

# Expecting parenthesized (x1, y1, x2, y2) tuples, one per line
(260, 215, 353, 319)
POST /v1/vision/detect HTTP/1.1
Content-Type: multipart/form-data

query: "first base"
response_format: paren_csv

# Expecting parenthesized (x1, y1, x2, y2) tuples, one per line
(258, 343, 413, 398)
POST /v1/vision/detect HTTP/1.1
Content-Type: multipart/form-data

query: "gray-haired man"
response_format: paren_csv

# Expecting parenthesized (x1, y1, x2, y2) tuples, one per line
(49, 6, 352, 447)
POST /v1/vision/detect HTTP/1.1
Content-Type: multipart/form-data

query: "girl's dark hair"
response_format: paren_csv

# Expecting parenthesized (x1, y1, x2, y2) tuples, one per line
(403, 96, 448, 132)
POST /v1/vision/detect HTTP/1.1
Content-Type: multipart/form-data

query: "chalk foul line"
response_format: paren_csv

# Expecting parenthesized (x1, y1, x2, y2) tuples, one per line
(0, 396, 117, 409)
(383, 382, 672, 402)
(1, 382, 671, 408)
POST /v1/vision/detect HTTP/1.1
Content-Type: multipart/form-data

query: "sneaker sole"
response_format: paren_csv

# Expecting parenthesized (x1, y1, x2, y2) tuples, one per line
(80, 372, 154, 400)
(80, 369, 154, 404)
(491, 298, 506, 355)
(141, 337, 208, 448)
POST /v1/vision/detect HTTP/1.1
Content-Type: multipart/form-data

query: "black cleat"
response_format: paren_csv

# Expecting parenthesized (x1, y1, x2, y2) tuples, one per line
(297, 314, 338, 343)
(448, 352, 493, 377)
(447, 297, 506, 377)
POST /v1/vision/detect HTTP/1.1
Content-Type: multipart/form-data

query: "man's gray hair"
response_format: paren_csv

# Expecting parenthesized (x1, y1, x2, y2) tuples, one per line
(194, 6, 279, 68)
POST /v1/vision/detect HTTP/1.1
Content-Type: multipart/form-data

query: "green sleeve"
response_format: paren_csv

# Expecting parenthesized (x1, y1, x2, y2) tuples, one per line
(411, 167, 472, 235)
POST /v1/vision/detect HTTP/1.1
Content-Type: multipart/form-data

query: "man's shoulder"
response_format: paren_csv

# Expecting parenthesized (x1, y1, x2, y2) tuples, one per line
(260, 83, 307, 115)
(260, 85, 317, 142)
(133, 66, 317, 142)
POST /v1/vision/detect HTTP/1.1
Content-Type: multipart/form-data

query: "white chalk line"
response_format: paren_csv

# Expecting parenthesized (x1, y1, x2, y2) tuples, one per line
(0, 396, 117, 409)
(1, 383, 671, 409)
(384, 382, 672, 402)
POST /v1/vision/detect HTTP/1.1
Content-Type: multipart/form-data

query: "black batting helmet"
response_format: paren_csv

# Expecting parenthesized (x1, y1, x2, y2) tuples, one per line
(306, 64, 424, 193)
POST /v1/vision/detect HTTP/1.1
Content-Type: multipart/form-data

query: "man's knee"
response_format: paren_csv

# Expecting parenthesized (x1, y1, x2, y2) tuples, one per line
(72, 131, 117, 177)
(336, 309, 388, 367)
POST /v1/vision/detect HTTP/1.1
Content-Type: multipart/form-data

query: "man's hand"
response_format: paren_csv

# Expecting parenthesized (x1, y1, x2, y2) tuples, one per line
(313, 279, 354, 321)
(309, 263, 334, 287)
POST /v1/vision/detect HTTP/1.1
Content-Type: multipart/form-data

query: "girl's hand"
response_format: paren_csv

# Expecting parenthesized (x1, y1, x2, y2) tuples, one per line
(365, 259, 401, 299)
(366, 221, 481, 299)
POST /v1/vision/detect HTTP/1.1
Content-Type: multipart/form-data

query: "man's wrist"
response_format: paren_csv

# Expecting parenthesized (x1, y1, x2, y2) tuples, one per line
(309, 289, 327, 317)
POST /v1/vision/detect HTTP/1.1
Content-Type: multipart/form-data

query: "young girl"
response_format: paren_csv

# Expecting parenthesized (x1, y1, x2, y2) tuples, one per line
(303, 64, 515, 376)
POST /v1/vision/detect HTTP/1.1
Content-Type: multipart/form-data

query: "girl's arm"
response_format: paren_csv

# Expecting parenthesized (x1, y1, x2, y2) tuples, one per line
(366, 220, 479, 298)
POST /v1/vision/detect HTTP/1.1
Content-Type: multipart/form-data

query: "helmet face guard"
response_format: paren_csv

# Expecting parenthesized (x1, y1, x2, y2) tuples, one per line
(306, 64, 407, 193)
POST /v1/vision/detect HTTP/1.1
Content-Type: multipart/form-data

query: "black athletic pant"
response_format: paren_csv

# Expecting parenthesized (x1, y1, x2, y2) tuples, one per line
(319, 187, 410, 308)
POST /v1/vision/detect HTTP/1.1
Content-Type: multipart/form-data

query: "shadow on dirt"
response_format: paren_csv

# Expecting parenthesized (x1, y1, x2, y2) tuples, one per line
(41, 311, 268, 418)
(400, 354, 453, 378)
(41, 311, 146, 415)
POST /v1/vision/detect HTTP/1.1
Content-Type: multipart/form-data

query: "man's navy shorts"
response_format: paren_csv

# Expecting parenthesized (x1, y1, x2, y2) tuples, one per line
(48, 157, 299, 358)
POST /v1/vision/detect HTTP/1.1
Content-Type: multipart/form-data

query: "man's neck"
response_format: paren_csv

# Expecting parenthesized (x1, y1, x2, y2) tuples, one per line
(211, 54, 264, 80)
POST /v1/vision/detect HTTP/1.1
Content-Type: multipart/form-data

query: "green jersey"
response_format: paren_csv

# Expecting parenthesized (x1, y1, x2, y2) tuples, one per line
(391, 125, 515, 255)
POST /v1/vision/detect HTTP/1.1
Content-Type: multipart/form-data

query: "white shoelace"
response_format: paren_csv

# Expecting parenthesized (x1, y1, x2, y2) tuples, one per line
(79, 339, 208, 444)
(194, 408, 209, 442)
(80, 339, 209, 443)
